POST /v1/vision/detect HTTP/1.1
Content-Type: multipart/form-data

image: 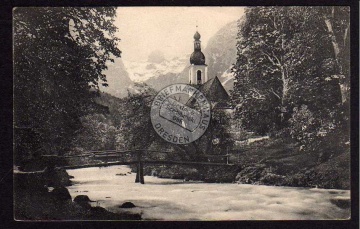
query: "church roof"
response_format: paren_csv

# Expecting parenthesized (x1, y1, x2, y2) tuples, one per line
(190, 30, 205, 65)
(198, 76, 229, 102)
(186, 76, 230, 109)
(190, 51, 205, 65)
(193, 31, 201, 40)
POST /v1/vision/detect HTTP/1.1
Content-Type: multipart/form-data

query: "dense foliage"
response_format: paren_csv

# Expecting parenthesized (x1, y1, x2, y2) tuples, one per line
(231, 6, 350, 157)
(72, 84, 160, 152)
(13, 7, 121, 165)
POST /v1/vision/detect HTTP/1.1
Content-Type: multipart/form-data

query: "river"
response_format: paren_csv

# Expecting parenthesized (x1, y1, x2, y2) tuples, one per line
(66, 165, 350, 220)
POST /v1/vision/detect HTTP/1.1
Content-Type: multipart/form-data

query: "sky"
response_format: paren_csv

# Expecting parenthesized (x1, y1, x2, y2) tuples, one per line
(114, 7, 244, 62)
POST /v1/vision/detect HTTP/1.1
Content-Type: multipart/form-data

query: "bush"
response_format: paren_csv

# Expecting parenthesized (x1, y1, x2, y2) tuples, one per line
(283, 172, 313, 187)
(288, 104, 349, 163)
(288, 105, 318, 148)
(259, 173, 286, 186)
(235, 164, 266, 184)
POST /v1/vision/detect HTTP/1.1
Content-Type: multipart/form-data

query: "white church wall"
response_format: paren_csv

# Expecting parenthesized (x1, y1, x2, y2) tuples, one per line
(189, 65, 208, 84)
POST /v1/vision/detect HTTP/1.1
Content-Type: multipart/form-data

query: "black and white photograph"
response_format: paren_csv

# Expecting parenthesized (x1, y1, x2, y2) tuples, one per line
(13, 6, 352, 221)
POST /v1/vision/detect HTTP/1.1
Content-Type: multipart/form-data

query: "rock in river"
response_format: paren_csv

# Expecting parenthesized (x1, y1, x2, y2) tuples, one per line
(120, 202, 136, 208)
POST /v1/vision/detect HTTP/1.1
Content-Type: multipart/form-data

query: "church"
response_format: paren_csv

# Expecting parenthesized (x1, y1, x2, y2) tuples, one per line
(186, 30, 230, 109)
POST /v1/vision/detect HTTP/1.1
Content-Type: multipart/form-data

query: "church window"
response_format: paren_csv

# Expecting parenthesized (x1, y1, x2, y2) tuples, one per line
(195, 42, 200, 49)
(197, 70, 202, 84)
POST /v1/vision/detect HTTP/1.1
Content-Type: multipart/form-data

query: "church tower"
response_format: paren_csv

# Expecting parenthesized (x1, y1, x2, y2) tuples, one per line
(189, 30, 208, 85)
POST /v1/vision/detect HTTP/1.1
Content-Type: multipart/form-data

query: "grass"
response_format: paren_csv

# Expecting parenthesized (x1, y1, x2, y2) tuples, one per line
(230, 137, 350, 189)
(230, 138, 317, 174)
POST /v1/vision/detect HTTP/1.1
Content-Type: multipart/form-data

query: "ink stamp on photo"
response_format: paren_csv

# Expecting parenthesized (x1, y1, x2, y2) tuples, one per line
(150, 84, 211, 144)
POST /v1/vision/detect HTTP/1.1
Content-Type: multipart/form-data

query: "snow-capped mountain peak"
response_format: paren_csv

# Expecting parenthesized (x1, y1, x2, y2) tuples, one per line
(123, 57, 188, 82)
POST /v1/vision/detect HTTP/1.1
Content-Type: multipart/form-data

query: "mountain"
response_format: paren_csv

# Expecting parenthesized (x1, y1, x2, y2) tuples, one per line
(220, 69, 235, 94)
(143, 20, 239, 92)
(203, 20, 238, 93)
(124, 56, 188, 83)
(148, 50, 166, 63)
(102, 20, 239, 96)
(144, 72, 188, 91)
(100, 58, 133, 98)
(125, 56, 189, 91)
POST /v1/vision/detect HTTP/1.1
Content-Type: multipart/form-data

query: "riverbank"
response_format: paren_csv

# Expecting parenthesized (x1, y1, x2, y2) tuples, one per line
(140, 138, 350, 190)
(14, 167, 141, 220)
(136, 150, 349, 189)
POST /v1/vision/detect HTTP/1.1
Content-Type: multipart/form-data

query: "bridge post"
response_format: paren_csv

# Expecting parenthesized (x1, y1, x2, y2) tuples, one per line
(135, 151, 140, 183)
(135, 166, 140, 183)
(139, 161, 144, 184)
(135, 150, 145, 184)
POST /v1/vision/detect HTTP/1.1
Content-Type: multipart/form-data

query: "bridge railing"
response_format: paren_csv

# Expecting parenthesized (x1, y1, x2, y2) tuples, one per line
(41, 150, 234, 184)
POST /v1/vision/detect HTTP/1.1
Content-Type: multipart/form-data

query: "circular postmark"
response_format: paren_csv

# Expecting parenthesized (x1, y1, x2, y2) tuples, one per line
(150, 84, 211, 144)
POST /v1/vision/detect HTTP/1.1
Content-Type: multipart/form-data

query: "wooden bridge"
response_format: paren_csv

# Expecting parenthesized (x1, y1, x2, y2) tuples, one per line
(42, 149, 233, 184)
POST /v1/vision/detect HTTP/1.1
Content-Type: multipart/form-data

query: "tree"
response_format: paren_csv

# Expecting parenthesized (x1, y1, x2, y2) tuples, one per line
(320, 6, 350, 104)
(72, 113, 118, 151)
(167, 106, 234, 161)
(198, 109, 234, 155)
(13, 7, 121, 165)
(232, 7, 345, 135)
(121, 83, 158, 150)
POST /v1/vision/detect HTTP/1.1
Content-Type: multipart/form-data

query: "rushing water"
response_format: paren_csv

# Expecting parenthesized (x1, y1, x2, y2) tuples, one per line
(66, 165, 350, 220)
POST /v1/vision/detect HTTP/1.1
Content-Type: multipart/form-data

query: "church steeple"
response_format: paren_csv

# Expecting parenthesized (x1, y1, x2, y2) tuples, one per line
(189, 27, 208, 85)
(190, 30, 205, 65)
(193, 31, 201, 51)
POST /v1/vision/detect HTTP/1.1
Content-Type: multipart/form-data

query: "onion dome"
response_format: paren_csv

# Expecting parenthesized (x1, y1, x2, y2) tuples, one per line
(190, 51, 205, 65)
(190, 30, 205, 65)
(193, 31, 201, 40)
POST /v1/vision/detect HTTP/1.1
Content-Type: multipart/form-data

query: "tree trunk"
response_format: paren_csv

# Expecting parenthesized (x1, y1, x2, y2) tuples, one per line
(280, 66, 289, 123)
(323, 6, 348, 103)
